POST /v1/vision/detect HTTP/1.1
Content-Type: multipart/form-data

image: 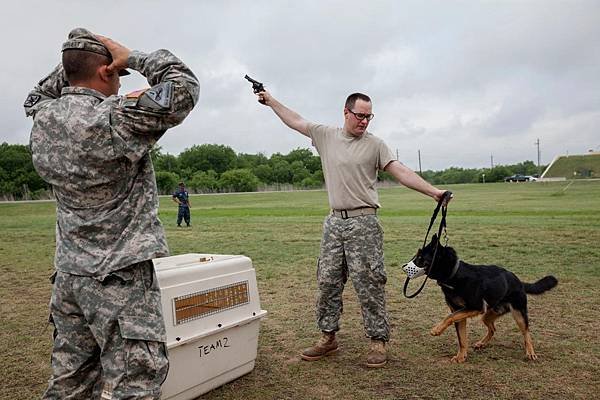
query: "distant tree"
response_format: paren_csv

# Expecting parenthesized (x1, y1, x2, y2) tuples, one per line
(283, 148, 321, 174)
(219, 169, 260, 192)
(486, 166, 512, 182)
(155, 171, 180, 195)
(378, 171, 395, 181)
(299, 176, 323, 189)
(189, 170, 219, 193)
(304, 155, 322, 174)
(271, 160, 293, 183)
(437, 167, 480, 184)
(154, 153, 180, 174)
(0, 143, 48, 199)
(420, 170, 436, 183)
(179, 144, 236, 174)
(290, 161, 310, 184)
(252, 164, 275, 184)
(2, 138, 560, 200)
(312, 169, 324, 184)
(150, 144, 163, 164)
(235, 153, 269, 169)
(513, 160, 539, 175)
(283, 148, 309, 163)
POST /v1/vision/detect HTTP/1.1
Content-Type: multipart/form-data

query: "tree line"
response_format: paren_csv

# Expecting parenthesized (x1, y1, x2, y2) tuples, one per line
(0, 142, 545, 200)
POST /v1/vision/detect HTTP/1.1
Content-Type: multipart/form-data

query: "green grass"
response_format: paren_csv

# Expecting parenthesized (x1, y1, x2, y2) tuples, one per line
(1, 181, 599, 399)
(543, 153, 600, 178)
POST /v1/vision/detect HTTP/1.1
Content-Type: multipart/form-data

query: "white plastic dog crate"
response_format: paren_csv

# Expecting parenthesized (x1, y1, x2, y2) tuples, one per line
(153, 254, 268, 400)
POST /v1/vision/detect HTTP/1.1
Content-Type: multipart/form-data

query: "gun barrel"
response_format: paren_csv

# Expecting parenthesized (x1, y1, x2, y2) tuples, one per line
(244, 74, 259, 84)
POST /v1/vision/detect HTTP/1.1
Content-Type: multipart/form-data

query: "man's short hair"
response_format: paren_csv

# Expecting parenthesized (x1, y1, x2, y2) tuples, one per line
(345, 93, 371, 110)
(62, 49, 110, 83)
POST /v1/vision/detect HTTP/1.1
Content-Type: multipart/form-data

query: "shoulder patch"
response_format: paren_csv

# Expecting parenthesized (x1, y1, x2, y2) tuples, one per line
(24, 94, 41, 108)
(139, 82, 173, 110)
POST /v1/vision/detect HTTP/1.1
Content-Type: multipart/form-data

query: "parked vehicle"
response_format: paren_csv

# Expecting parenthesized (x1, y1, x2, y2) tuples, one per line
(504, 174, 536, 182)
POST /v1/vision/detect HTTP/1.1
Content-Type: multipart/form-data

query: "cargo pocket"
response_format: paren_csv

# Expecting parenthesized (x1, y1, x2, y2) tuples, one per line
(118, 316, 169, 389)
(367, 254, 387, 286)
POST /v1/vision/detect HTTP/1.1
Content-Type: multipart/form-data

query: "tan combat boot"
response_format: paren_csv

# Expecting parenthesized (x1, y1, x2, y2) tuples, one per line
(300, 332, 339, 361)
(366, 339, 387, 368)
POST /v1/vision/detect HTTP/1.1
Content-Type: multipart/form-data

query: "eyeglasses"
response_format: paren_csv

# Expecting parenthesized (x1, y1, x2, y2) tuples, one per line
(347, 109, 374, 121)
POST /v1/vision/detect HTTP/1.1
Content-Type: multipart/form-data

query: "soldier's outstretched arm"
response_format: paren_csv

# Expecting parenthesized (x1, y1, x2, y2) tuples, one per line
(384, 160, 449, 203)
(24, 64, 69, 118)
(257, 91, 310, 137)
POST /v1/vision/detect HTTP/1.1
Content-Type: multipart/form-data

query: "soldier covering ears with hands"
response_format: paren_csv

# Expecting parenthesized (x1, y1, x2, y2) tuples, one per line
(25, 28, 199, 399)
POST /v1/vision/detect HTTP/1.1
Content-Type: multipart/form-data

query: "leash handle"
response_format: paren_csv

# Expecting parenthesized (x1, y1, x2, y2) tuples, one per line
(422, 191, 452, 248)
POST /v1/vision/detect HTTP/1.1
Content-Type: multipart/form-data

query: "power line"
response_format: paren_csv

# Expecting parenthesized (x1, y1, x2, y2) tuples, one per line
(534, 138, 541, 169)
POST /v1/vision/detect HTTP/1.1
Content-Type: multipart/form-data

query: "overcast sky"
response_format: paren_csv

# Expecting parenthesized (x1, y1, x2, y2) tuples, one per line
(2, 0, 599, 171)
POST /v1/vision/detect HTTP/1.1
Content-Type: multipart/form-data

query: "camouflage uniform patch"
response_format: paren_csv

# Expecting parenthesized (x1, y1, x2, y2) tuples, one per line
(316, 214, 390, 341)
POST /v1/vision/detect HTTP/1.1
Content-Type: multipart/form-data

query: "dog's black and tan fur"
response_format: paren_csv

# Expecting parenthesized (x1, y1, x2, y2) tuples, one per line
(415, 234, 558, 363)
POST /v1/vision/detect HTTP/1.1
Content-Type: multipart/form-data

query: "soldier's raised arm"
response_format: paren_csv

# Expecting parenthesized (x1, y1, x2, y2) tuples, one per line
(102, 35, 200, 136)
(256, 90, 311, 137)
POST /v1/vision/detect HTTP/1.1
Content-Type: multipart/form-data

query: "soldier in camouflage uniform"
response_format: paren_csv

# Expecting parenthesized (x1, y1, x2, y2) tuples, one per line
(254, 90, 449, 367)
(24, 28, 199, 399)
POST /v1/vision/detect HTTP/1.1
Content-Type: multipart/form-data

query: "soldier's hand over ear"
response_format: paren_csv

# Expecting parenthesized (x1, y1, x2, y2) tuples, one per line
(96, 34, 131, 75)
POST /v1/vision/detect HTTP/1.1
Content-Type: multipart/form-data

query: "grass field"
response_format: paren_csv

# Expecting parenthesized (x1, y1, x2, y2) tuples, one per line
(1, 181, 599, 400)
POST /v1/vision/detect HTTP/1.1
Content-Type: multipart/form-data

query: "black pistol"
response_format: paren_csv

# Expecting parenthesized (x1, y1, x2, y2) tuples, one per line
(244, 75, 266, 104)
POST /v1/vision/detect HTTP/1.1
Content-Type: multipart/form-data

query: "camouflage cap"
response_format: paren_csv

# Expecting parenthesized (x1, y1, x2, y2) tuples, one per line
(62, 28, 130, 76)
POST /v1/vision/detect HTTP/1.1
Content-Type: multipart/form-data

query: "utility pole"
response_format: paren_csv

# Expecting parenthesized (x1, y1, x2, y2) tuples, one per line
(534, 138, 541, 170)
(490, 154, 494, 169)
(417, 149, 422, 176)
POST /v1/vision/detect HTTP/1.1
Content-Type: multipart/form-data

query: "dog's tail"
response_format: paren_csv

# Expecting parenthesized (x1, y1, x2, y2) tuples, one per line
(524, 275, 558, 295)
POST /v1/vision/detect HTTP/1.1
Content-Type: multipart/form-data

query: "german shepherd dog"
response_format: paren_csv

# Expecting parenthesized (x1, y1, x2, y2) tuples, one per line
(415, 234, 558, 363)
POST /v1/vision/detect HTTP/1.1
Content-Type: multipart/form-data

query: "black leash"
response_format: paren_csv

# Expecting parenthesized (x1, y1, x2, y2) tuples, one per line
(403, 191, 452, 298)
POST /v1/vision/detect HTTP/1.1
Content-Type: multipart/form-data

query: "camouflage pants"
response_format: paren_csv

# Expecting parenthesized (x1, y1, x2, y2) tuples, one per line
(43, 261, 168, 400)
(177, 206, 190, 226)
(316, 214, 389, 341)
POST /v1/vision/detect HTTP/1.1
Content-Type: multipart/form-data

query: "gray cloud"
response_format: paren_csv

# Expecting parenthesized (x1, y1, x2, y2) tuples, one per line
(3, 0, 599, 170)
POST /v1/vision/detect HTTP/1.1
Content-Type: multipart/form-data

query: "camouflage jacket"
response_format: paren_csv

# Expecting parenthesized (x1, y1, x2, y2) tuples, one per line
(25, 50, 200, 278)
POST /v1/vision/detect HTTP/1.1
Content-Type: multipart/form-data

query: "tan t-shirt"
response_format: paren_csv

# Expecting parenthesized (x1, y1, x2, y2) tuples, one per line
(308, 123, 396, 210)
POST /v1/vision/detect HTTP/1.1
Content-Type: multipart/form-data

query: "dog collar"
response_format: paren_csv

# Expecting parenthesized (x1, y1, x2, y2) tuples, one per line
(447, 258, 460, 281)
(438, 259, 460, 290)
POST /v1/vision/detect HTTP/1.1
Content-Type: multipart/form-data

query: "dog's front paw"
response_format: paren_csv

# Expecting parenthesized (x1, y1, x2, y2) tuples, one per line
(430, 324, 445, 336)
(450, 353, 467, 363)
(526, 351, 538, 361)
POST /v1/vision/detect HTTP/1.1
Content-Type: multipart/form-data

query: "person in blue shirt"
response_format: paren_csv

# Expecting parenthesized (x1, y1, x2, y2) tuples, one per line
(172, 182, 191, 227)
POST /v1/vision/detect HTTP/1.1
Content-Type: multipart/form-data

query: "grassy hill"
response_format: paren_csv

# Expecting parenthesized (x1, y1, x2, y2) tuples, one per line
(542, 152, 600, 179)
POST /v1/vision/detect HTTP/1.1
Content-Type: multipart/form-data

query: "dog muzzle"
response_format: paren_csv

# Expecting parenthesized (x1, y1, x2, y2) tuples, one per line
(402, 259, 426, 279)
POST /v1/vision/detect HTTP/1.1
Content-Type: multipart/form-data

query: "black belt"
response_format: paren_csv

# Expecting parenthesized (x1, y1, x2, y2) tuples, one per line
(331, 207, 377, 219)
